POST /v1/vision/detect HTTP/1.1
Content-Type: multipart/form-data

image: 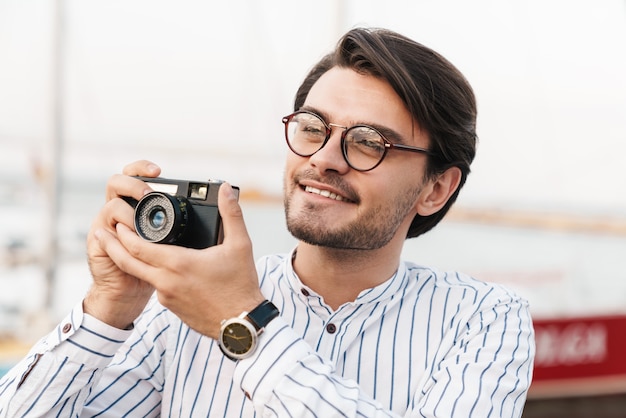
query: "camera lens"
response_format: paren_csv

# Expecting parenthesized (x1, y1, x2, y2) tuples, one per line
(148, 207, 167, 230)
(134, 192, 189, 244)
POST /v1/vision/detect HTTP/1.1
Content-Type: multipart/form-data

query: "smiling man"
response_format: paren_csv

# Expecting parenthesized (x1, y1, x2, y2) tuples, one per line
(0, 28, 534, 417)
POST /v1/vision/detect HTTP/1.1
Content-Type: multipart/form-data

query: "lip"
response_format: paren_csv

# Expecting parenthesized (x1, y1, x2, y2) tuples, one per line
(299, 181, 355, 203)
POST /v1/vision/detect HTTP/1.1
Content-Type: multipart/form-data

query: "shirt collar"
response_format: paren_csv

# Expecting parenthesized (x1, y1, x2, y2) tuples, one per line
(284, 247, 410, 307)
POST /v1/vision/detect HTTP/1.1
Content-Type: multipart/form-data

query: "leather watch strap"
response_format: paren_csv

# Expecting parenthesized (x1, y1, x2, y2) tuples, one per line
(246, 300, 279, 331)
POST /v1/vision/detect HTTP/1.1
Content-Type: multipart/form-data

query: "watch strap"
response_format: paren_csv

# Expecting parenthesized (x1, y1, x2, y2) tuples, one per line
(246, 300, 279, 331)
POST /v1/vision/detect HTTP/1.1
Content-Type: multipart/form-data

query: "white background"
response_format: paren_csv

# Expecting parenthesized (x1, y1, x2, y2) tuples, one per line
(1, 0, 625, 212)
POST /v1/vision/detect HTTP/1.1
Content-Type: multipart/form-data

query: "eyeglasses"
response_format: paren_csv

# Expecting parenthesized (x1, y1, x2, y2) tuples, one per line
(282, 110, 433, 172)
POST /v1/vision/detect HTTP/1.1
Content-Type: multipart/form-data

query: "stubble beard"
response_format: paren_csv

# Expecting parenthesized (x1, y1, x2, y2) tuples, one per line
(284, 176, 422, 251)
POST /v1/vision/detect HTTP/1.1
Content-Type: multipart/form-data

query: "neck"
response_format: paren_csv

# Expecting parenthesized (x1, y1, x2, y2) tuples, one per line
(292, 238, 404, 310)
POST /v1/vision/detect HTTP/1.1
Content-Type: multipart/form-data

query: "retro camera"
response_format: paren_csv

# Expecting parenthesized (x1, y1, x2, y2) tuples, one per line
(124, 177, 239, 249)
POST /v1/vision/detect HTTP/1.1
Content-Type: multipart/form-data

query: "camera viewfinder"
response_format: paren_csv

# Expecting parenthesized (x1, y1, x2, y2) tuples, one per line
(189, 183, 208, 200)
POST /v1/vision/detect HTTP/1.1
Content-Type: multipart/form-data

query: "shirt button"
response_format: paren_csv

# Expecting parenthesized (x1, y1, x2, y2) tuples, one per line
(62, 323, 72, 333)
(301, 288, 310, 297)
(326, 323, 337, 334)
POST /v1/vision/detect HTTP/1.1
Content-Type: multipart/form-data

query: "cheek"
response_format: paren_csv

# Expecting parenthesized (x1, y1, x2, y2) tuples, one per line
(284, 151, 304, 172)
(283, 154, 295, 175)
(370, 166, 424, 206)
(283, 155, 302, 192)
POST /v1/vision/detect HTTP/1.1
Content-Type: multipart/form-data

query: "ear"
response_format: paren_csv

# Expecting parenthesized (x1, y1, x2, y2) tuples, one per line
(415, 167, 462, 217)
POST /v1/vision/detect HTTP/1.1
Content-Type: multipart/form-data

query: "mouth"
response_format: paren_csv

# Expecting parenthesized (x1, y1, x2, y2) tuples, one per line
(303, 185, 353, 203)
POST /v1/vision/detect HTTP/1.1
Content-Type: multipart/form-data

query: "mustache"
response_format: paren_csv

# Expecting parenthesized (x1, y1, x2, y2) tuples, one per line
(293, 169, 360, 203)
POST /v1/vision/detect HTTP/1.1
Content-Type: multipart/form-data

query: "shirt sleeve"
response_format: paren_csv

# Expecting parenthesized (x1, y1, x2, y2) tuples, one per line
(0, 301, 134, 417)
(235, 317, 401, 417)
(235, 291, 534, 418)
(416, 291, 535, 417)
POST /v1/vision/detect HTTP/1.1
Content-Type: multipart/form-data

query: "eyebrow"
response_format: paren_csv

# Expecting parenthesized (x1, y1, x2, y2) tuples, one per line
(299, 105, 410, 145)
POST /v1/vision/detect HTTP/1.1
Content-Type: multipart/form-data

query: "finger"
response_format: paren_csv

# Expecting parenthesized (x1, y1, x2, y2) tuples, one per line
(96, 223, 161, 284)
(218, 183, 251, 247)
(115, 223, 190, 283)
(105, 161, 161, 202)
(87, 198, 136, 258)
(98, 197, 137, 232)
(122, 160, 161, 177)
(105, 174, 154, 202)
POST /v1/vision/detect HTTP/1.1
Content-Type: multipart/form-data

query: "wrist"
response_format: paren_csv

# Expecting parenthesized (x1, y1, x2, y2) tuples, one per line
(218, 300, 280, 361)
(83, 291, 144, 330)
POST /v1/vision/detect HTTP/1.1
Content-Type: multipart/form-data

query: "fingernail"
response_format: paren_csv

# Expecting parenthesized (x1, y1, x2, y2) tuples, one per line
(94, 229, 102, 240)
(147, 163, 159, 173)
(223, 183, 236, 200)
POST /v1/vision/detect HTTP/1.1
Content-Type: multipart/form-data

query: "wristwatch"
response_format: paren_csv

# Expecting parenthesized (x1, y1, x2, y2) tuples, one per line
(218, 300, 279, 361)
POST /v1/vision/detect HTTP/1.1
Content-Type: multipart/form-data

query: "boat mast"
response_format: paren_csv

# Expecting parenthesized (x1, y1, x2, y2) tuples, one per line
(43, 0, 65, 315)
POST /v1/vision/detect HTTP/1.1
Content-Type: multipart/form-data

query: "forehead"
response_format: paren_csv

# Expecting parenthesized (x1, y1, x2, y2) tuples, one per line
(303, 67, 423, 143)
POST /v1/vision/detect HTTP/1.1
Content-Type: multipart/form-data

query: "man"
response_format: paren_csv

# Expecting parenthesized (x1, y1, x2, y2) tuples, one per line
(0, 27, 534, 417)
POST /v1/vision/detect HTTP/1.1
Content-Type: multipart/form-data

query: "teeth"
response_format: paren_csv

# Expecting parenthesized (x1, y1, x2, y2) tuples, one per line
(305, 186, 346, 202)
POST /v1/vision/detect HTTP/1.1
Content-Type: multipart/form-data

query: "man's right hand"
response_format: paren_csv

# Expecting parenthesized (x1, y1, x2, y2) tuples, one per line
(84, 160, 161, 329)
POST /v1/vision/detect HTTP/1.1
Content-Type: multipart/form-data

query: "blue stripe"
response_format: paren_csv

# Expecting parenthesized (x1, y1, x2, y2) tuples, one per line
(86, 325, 168, 407)
(389, 273, 410, 410)
(90, 348, 164, 417)
(247, 324, 298, 399)
(65, 339, 115, 358)
(190, 340, 214, 415)
(81, 325, 128, 344)
(282, 372, 351, 417)
(21, 356, 70, 417)
(167, 324, 191, 417)
(450, 362, 469, 416)
(487, 302, 513, 417)
(372, 303, 387, 399)
(50, 363, 84, 409)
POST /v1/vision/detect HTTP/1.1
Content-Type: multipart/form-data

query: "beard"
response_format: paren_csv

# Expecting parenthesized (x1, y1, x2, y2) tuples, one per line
(284, 170, 422, 251)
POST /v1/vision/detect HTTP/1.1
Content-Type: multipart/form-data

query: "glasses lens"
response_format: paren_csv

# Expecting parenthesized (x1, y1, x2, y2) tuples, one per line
(285, 112, 328, 156)
(343, 127, 386, 171)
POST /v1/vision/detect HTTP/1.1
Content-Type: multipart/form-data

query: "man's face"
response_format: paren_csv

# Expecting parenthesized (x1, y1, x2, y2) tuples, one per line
(284, 67, 431, 250)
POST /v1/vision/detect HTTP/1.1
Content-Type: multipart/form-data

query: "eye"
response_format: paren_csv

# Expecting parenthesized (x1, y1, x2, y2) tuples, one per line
(345, 127, 386, 155)
(301, 123, 326, 136)
(294, 114, 326, 139)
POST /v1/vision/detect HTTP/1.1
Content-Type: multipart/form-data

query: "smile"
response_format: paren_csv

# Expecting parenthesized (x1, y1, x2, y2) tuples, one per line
(304, 186, 349, 202)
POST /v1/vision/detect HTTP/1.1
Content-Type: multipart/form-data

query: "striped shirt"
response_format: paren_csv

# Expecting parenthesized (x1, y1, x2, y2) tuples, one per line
(0, 250, 534, 417)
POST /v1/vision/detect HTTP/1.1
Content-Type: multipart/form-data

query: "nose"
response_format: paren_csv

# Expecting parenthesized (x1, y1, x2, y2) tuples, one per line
(307, 125, 350, 174)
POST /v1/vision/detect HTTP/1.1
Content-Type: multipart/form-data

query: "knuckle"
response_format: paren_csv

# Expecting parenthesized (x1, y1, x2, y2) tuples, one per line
(228, 202, 244, 218)
(167, 256, 186, 273)
(105, 174, 122, 199)
(156, 287, 175, 306)
(231, 235, 253, 253)
(122, 161, 140, 175)
(239, 242, 253, 256)
(115, 257, 131, 273)
(122, 159, 154, 176)
(125, 240, 143, 258)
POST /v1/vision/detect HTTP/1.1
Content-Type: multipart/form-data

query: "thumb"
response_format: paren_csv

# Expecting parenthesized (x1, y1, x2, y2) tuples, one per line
(217, 182, 250, 246)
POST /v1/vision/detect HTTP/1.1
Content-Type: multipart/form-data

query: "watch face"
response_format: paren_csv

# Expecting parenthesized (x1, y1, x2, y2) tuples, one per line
(220, 320, 256, 359)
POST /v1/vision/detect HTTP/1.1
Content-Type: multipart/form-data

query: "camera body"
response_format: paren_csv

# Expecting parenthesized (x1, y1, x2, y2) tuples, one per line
(125, 177, 239, 249)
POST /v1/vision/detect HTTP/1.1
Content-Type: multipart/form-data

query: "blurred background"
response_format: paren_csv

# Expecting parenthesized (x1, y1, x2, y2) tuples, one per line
(1, 0, 626, 415)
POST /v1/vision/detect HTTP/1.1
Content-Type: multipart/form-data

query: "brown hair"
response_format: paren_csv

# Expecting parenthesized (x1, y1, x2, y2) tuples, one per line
(294, 28, 477, 238)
